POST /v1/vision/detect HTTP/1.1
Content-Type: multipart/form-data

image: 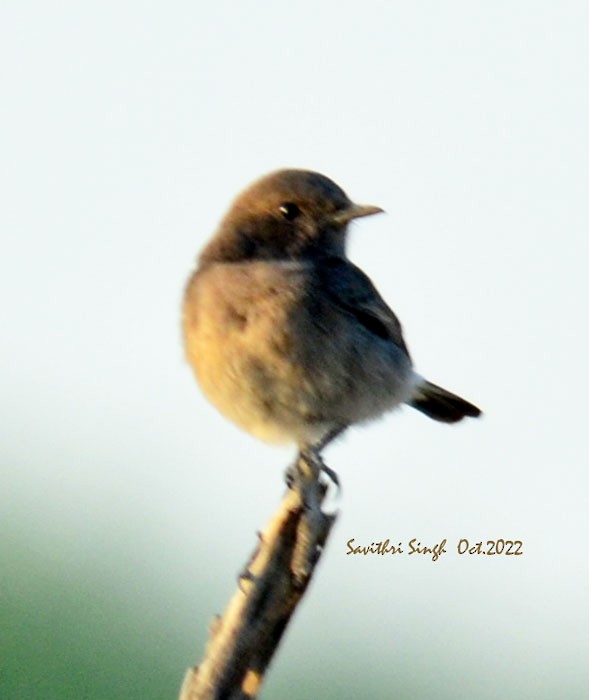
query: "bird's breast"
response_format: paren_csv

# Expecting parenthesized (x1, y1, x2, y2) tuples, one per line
(183, 260, 414, 443)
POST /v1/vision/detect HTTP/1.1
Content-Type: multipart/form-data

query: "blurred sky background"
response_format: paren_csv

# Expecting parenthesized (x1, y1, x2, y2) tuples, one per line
(2, 2, 588, 699)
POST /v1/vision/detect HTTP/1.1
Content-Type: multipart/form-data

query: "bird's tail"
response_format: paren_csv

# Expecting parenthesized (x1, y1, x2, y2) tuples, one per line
(409, 379, 481, 424)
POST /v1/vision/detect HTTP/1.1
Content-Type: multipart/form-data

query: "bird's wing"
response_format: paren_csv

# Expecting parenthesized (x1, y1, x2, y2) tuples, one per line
(316, 257, 410, 356)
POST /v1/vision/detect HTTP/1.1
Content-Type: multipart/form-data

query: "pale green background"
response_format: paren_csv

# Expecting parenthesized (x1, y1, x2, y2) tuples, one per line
(2, 2, 587, 698)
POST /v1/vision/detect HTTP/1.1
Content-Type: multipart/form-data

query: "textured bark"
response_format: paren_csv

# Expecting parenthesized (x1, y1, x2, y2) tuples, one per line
(179, 454, 336, 700)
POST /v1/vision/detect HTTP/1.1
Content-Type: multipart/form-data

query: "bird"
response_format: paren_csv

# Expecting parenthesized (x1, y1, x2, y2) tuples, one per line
(182, 169, 481, 471)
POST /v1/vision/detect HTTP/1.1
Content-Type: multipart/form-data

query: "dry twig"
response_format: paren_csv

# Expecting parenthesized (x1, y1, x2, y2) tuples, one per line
(179, 453, 337, 700)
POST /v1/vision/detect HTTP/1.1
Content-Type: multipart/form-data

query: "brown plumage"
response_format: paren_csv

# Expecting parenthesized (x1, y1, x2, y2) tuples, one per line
(183, 169, 481, 451)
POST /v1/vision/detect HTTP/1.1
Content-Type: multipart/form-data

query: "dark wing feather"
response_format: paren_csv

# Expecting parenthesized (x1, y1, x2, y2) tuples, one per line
(316, 257, 410, 356)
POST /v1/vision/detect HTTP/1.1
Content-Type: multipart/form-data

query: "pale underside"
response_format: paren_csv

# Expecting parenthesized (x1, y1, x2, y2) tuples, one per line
(183, 259, 417, 446)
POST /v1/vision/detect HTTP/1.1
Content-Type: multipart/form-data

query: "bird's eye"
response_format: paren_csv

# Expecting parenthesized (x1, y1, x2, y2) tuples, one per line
(279, 202, 301, 221)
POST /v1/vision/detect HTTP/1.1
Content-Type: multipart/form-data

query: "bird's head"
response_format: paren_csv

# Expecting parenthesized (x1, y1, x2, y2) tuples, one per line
(200, 169, 383, 264)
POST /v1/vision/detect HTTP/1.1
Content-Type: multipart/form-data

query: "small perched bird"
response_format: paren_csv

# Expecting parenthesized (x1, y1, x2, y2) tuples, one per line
(183, 169, 481, 461)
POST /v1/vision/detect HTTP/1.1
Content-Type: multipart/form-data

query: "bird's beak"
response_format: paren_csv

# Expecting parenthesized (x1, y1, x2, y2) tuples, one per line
(330, 203, 384, 226)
